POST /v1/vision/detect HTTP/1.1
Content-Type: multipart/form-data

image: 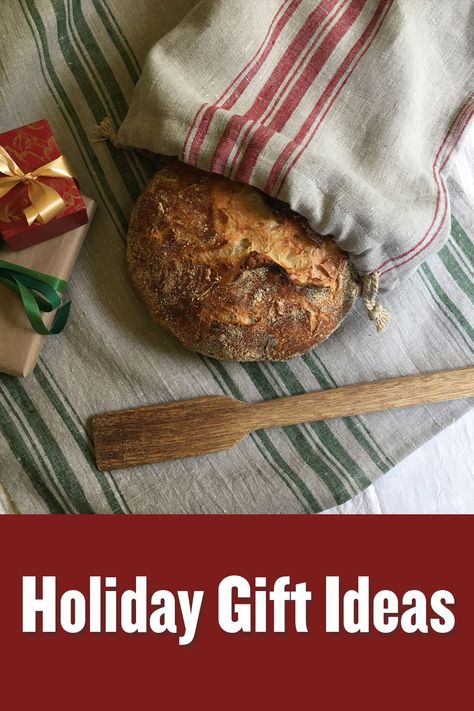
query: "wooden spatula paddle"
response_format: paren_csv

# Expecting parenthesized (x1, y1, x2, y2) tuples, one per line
(92, 366, 474, 471)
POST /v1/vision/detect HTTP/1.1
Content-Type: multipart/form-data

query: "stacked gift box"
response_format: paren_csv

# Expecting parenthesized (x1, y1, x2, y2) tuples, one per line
(0, 119, 95, 377)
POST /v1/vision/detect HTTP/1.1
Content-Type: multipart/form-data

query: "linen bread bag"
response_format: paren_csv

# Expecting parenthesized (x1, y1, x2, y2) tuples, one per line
(117, 0, 474, 340)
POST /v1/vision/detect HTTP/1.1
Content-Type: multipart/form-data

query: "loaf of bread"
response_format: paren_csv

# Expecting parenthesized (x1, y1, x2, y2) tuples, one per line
(127, 162, 359, 361)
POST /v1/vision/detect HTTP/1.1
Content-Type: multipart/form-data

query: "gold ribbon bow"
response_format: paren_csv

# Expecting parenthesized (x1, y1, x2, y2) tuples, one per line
(0, 145, 74, 226)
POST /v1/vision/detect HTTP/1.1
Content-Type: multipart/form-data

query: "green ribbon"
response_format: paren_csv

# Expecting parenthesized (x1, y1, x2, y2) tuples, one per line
(0, 258, 70, 335)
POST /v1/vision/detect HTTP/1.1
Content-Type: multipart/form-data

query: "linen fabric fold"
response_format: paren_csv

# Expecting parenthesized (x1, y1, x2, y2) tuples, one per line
(119, 0, 474, 293)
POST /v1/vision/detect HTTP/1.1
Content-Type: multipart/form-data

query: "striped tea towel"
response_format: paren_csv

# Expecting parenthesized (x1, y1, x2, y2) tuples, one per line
(120, 0, 474, 300)
(0, 0, 472, 514)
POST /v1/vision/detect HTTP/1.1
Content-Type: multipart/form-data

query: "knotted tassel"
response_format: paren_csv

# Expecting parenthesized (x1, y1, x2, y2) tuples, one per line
(93, 117, 123, 148)
(362, 272, 391, 333)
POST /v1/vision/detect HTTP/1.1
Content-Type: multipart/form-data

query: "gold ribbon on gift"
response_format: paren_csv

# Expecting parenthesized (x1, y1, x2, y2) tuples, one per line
(0, 145, 74, 226)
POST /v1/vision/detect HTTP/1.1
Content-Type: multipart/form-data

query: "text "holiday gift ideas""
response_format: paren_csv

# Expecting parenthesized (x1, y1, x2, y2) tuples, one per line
(21, 575, 456, 645)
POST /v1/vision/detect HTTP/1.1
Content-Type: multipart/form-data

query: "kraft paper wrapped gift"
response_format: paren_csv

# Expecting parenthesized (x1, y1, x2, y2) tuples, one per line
(0, 197, 96, 377)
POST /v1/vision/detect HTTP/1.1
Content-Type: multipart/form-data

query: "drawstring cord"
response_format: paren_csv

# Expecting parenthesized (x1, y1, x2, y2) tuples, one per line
(362, 272, 391, 333)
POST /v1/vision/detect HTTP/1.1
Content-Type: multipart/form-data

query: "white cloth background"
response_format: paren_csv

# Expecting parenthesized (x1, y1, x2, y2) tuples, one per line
(325, 410, 474, 514)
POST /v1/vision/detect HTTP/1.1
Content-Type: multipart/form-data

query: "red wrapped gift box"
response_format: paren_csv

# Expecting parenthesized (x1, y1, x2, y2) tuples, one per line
(0, 119, 88, 251)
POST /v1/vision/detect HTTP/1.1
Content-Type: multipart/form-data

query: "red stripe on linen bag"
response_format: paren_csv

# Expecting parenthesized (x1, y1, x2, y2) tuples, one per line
(231, 0, 368, 184)
(182, 0, 296, 162)
(225, 0, 349, 180)
(211, 0, 346, 175)
(267, 0, 394, 195)
(380, 95, 474, 275)
(184, 0, 303, 164)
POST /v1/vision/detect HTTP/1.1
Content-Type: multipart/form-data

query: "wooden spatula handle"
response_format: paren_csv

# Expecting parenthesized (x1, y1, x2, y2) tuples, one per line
(246, 366, 474, 430)
(93, 366, 474, 470)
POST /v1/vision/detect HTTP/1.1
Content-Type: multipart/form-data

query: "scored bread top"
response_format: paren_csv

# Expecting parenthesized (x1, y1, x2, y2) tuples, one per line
(127, 162, 359, 361)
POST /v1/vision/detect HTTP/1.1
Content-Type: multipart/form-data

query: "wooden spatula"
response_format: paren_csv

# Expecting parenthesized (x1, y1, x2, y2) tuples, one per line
(92, 366, 474, 471)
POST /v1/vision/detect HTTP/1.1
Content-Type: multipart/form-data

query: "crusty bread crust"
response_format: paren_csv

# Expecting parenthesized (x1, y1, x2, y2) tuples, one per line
(127, 162, 359, 361)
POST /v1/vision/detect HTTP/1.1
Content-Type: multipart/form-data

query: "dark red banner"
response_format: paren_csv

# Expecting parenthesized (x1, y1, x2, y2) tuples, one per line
(0, 515, 471, 708)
